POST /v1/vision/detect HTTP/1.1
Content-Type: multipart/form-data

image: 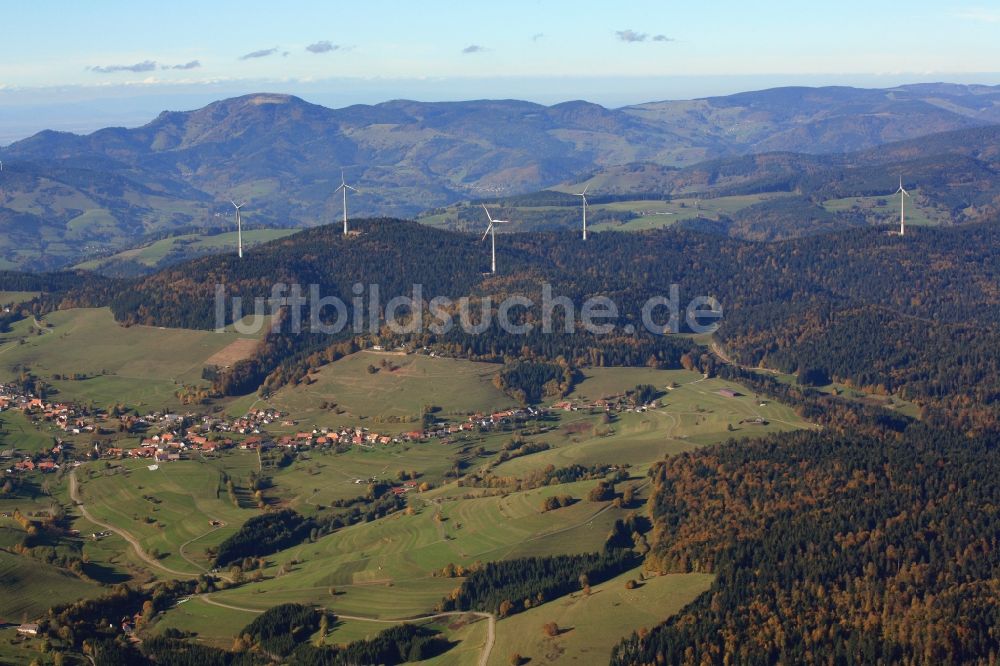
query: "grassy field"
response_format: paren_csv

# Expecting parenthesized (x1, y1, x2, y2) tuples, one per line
(55, 358, 809, 657)
(589, 194, 791, 232)
(265, 352, 516, 433)
(0, 408, 56, 454)
(822, 192, 943, 227)
(271, 442, 475, 509)
(492, 368, 810, 478)
(72, 453, 263, 574)
(0, 292, 39, 306)
(418, 194, 788, 234)
(75, 228, 299, 271)
(0, 307, 263, 411)
(487, 570, 713, 666)
(0, 550, 101, 621)
(200, 478, 632, 616)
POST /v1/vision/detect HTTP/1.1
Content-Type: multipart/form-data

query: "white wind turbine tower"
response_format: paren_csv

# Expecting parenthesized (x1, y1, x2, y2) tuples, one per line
(481, 204, 511, 274)
(231, 200, 245, 258)
(574, 185, 589, 240)
(895, 176, 910, 236)
(335, 169, 357, 235)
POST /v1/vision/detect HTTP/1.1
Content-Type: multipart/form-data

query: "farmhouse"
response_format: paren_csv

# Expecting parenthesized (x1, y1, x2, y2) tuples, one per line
(14, 459, 35, 472)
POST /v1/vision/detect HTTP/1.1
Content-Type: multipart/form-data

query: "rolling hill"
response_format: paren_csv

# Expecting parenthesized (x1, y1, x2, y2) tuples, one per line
(4, 83, 1000, 269)
(12, 216, 995, 431)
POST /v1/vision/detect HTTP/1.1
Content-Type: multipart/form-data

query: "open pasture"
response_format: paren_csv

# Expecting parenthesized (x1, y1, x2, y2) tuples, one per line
(0, 408, 56, 454)
(72, 453, 262, 575)
(822, 193, 943, 227)
(0, 291, 40, 305)
(201, 479, 629, 618)
(272, 441, 479, 509)
(267, 352, 515, 434)
(0, 550, 102, 621)
(74, 228, 299, 271)
(0, 307, 262, 410)
(486, 569, 713, 666)
(494, 370, 810, 477)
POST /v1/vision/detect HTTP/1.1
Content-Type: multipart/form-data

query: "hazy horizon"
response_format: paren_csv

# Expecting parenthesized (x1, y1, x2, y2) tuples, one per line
(3, 0, 999, 144)
(3, 72, 999, 146)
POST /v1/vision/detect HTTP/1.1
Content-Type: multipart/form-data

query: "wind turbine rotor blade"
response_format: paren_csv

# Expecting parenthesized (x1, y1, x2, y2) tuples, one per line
(346, 184, 358, 192)
(582, 184, 589, 195)
(482, 204, 494, 222)
(481, 224, 493, 242)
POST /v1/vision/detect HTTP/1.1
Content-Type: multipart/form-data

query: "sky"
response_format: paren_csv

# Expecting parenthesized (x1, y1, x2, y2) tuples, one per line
(1, 0, 999, 143)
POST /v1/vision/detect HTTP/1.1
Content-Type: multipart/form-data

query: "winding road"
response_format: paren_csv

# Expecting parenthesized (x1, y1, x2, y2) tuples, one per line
(69, 468, 203, 578)
(69, 468, 495, 663)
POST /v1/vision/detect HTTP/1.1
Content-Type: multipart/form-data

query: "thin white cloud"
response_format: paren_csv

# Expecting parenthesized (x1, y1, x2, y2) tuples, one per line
(462, 44, 486, 54)
(307, 40, 340, 54)
(162, 60, 201, 71)
(616, 30, 674, 43)
(240, 48, 279, 60)
(89, 60, 158, 73)
(616, 29, 646, 43)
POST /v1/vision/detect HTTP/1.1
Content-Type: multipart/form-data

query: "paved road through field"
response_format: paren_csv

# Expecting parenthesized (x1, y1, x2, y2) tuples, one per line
(69, 468, 203, 578)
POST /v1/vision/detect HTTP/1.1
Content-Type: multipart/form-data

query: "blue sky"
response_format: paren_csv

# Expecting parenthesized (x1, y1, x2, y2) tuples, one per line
(1, 0, 999, 142)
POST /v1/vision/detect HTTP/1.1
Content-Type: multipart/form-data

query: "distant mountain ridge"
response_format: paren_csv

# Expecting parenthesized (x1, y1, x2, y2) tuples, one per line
(2, 83, 1000, 269)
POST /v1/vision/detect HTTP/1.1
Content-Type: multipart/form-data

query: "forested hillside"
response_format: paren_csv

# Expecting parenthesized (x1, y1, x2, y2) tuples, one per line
(8, 217, 994, 431)
(612, 421, 1000, 665)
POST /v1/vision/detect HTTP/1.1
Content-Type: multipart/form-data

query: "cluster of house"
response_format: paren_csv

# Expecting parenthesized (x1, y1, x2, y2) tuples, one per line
(87, 406, 545, 462)
(248, 407, 541, 451)
(101, 429, 235, 462)
(3, 441, 72, 475)
(3, 380, 546, 469)
(551, 397, 660, 413)
(0, 385, 102, 435)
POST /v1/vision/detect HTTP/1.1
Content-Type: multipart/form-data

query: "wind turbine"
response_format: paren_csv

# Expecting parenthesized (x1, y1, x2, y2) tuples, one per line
(231, 200, 245, 258)
(481, 204, 511, 274)
(574, 185, 589, 240)
(895, 176, 910, 236)
(335, 169, 357, 235)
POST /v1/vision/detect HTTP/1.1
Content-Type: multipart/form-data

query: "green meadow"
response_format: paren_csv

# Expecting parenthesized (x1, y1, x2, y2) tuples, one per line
(46, 357, 811, 661)
(0, 408, 57, 454)
(0, 291, 40, 305)
(821, 192, 943, 227)
(486, 570, 714, 666)
(0, 550, 102, 621)
(266, 351, 515, 433)
(589, 194, 792, 232)
(74, 228, 299, 271)
(418, 193, 789, 234)
(0, 307, 263, 410)
(72, 453, 263, 575)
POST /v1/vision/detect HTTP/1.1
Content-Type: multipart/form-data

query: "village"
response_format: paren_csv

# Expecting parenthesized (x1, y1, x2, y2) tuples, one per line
(0, 372, 719, 481)
(1, 381, 553, 474)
